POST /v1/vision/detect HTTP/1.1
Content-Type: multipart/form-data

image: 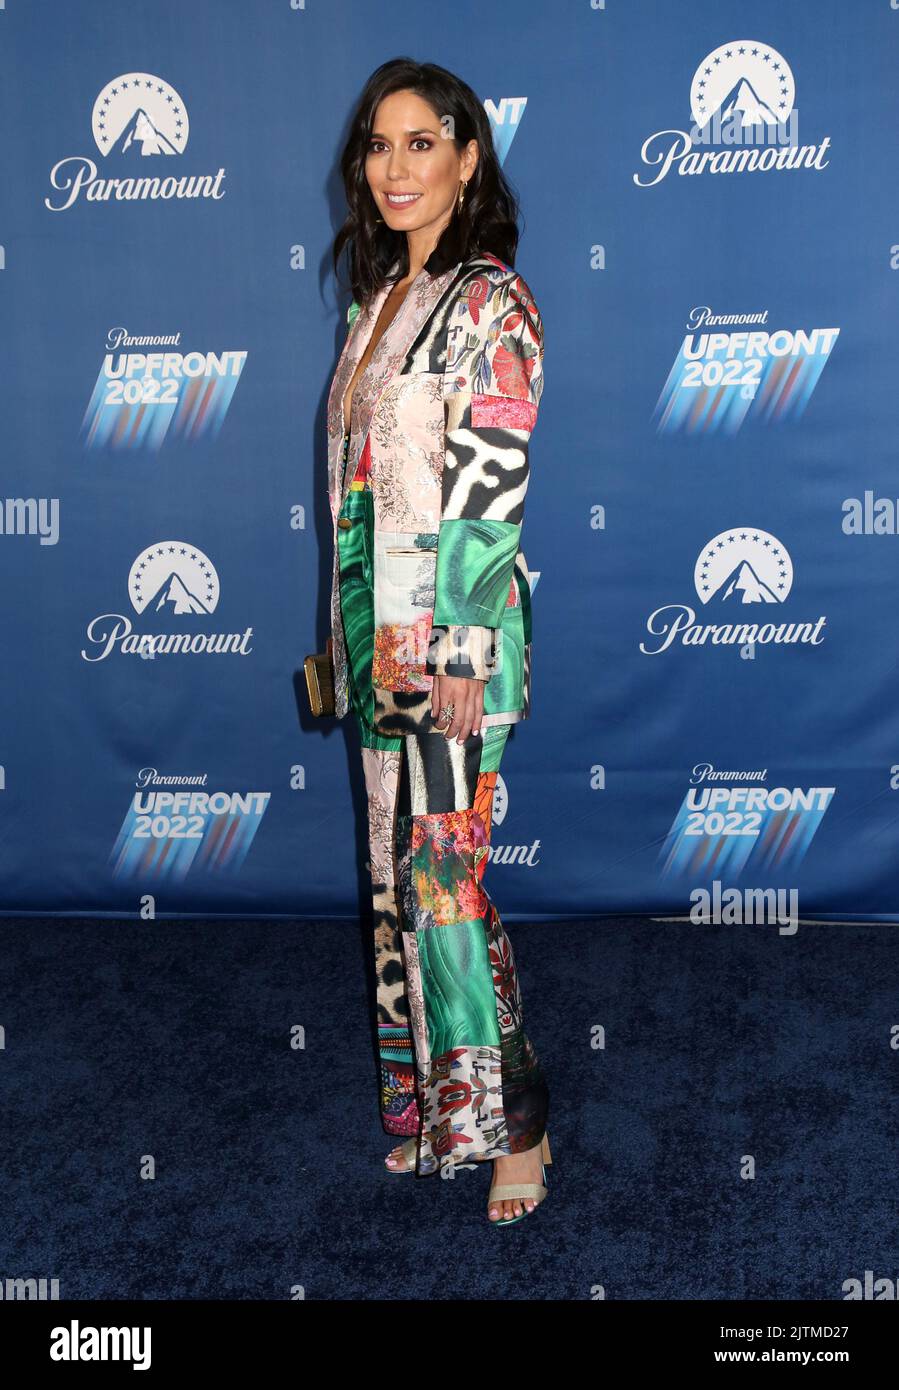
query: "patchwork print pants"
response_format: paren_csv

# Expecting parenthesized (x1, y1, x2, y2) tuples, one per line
(340, 484, 549, 1175)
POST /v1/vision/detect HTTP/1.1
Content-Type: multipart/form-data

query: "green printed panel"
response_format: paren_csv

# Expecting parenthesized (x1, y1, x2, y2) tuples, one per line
(418, 919, 501, 1055)
(432, 519, 521, 626)
(483, 606, 525, 718)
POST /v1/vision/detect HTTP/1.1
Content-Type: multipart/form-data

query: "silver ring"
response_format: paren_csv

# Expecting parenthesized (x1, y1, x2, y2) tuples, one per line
(435, 701, 455, 731)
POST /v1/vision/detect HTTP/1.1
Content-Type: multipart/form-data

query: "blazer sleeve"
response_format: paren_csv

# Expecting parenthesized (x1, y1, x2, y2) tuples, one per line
(426, 267, 544, 681)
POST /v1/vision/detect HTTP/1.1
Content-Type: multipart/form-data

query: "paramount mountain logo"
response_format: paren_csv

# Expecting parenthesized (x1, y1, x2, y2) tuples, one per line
(114, 107, 180, 157)
(125, 541, 221, 618)
(143, 568, 210, 616)
(640, 527, 827, 655)
(635, 40, 832, 187)
(81, 542, 254, 662)
(714, 560, 781, 604)
(694, 528, 794, 606)
(46, 73, 226, 212)
(711, 76, 780, 128)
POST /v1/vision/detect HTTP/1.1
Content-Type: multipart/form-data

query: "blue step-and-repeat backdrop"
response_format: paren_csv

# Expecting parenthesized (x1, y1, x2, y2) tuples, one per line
(2, 1, 899, 922)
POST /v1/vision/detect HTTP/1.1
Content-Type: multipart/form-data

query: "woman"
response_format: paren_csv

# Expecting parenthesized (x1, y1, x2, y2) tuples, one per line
(326, 57, 550, 1225)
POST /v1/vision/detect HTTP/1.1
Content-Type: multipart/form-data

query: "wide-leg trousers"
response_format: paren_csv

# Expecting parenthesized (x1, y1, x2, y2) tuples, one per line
(339, 484, 550, 1176)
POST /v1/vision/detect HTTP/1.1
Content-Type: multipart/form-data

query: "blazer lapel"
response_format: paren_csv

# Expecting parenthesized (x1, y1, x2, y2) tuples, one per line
(326, 276, 391, 524)
(328, 258, 464, 517)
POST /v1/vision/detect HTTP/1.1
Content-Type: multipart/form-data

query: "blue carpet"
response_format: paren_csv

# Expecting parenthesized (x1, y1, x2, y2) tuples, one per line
(0, 914, 893, 1299)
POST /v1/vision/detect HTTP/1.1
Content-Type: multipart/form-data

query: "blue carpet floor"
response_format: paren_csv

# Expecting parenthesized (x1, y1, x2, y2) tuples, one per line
(0, 914, 894, 1300)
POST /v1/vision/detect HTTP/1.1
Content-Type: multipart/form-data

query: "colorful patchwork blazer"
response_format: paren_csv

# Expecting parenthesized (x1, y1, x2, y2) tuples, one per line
(326, 250, 544, 734)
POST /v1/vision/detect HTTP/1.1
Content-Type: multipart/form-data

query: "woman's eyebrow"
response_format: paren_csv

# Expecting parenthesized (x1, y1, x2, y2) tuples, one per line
(369, 127, 439, 139)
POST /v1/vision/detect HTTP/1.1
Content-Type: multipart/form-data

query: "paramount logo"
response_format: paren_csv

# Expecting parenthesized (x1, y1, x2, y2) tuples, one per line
(46, 72, 226, 212)
(635, 40, 832, 187)
(640, 527, 827, 655)
(81, 542, 254, 662)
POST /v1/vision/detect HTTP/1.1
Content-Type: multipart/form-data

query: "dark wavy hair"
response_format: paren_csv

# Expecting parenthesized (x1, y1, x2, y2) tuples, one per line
(331, 57, 521, 308)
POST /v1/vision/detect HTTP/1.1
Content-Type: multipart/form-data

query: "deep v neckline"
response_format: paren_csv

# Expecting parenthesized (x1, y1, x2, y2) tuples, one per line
(341, 270, 421, 434)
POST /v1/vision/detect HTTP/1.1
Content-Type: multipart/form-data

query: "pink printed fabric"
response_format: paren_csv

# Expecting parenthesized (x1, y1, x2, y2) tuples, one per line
(470, 396, 538, 430)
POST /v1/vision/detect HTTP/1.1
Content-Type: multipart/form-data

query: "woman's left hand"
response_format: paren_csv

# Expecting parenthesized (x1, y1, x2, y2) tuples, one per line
(430, 673, 485, 742)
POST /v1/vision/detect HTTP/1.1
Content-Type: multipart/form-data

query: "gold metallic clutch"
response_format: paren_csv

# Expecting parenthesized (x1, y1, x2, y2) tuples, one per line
(304, 638, 335, 717)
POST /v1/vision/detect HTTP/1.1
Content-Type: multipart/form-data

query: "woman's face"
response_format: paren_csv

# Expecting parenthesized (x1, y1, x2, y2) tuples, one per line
(365, 89, 477, 248)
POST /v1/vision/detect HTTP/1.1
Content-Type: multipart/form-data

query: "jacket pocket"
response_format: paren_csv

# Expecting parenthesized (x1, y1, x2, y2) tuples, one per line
(381, 547, 437, 601)
(373, 534, 438, 635)
(379, 534, 438, 592)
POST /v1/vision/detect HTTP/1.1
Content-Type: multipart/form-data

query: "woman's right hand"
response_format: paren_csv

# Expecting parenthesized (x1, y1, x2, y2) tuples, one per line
(430, 672, 485, 743)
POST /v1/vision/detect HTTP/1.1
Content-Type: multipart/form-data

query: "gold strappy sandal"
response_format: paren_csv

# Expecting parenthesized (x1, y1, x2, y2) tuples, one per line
(487, 1132, 552, 1225)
